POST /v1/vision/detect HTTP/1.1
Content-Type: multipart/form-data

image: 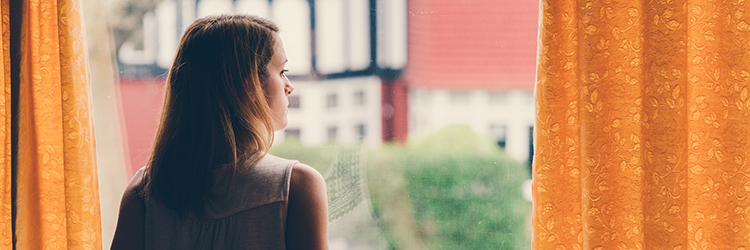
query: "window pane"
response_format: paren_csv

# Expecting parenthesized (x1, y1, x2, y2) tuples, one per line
(90, 0, 537, 249)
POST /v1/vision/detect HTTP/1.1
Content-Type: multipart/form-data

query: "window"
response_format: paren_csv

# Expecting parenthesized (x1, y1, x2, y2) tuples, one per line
(489, 91, 507, 105)
(288, 95, 300, 109)
(354, 90, 366, 106)
(285, 128, 301, 139)
(90, 0, 536, 248)
(490, 124, 506, 148)
(528, 126, 534, 173)
(419, 89, 432, 104)
(326, 93, 337, 109)
(449, 91, 470, 104)
(356, 123, 366, 141)
(327, 126, 337, 142)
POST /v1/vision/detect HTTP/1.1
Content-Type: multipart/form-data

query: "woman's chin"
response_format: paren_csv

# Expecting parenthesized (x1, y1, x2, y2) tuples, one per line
(273, 121, 288, 132)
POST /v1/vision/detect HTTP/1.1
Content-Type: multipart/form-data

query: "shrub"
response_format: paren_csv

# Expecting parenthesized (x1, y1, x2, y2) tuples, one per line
(386, 126, 530, 249)
(272, 126, 531, 249)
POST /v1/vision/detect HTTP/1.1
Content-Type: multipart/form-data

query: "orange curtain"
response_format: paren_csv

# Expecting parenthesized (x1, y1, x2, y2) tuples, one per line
(534, 0, 750, 249)
(0, 0, 11, 248)
(7, 0, 102, 248)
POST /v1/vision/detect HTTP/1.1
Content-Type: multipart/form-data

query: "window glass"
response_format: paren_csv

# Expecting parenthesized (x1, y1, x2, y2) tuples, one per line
(88, 0, 537, 249)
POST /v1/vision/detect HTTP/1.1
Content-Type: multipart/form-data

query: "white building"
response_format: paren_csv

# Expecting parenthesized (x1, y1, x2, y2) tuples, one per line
(277, 77, 383, 147)
(408, 88, 535, 162)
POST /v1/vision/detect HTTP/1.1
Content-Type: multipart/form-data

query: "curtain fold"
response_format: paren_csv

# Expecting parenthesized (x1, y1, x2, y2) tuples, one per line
(0, 0, 11, 248)
(534, 0, 750, 249)
(10, 0, 101, 248)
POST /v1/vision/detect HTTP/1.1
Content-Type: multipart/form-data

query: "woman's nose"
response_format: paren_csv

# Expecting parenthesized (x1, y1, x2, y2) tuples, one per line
(285, 82, 294, 96)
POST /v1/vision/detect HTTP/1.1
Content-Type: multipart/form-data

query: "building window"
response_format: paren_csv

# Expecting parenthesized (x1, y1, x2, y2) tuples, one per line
(356, 123, 366, 140)
(288, 95, 300, 109)
(450, 91, 470, 104)
(419, 90, 433, 104)
(490, 124, 506, 148)
(354, 90, 366, 106)
(528, 126, 534, 174)
(285, 128, 301, 140)
(327, 126, 337, 142)
(489, 92, 507, 105)
(326, 93, 338, 108)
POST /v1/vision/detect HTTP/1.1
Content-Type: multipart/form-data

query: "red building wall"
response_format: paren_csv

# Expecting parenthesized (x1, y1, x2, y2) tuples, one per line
(118, 78, 166, 177)
(382, 79, 409, 142)
(404, 0, 539, 91)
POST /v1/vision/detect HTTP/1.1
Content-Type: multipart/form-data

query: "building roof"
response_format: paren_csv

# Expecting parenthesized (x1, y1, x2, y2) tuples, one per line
(404, 0, 539, 91)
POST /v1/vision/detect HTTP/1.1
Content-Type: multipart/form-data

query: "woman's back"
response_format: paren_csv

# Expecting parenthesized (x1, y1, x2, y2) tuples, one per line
(111, 15, 328, 249)
(130, 154, 296, 249)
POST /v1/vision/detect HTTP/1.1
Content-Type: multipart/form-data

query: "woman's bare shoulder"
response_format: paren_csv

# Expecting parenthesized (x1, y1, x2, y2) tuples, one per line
(286, 163, 328, 250)
(288, 163, 327, 210)
(289, 163, 324, 187)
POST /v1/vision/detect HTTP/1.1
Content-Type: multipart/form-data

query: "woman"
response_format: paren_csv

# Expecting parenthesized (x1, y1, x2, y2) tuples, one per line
(111, 15, 328, 250)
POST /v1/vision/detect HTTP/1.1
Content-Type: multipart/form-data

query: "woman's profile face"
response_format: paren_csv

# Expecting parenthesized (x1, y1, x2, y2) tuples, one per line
(264, 33, 294, 131)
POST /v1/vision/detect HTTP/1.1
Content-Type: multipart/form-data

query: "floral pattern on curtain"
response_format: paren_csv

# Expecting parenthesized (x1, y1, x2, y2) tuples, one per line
(0, 0, 11, 248)
(8, 0, 102, 248)
(534, 0, 750, 249)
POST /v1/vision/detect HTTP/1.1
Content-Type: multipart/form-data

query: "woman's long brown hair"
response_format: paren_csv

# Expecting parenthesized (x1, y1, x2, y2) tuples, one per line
(143, 15, 279, 217)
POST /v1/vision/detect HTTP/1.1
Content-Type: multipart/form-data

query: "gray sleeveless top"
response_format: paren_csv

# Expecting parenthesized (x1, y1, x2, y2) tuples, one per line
(130, 154, 297, 250)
